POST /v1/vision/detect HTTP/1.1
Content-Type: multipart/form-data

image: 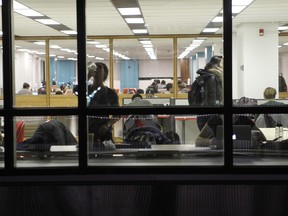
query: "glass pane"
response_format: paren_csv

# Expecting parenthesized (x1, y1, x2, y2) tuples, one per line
(15, 116, 78, 168)
(233, 112, 288, 166)
(88, 114, 224, 166)
(13, 1, 77, 108)
(178, 37, 223, 106)
(113, 38, 174, 106)
(232, 0, 288, 106)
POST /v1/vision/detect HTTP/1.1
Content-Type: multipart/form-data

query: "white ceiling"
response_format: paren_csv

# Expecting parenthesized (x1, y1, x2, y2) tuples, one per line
(1, 0, 288, 59)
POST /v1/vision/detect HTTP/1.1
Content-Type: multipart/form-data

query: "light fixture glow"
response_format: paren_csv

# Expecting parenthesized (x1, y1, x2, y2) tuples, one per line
(50, 45, 61, 49)
(118, 7, 141, 16)
(132, 29, 148, 34)
(35, 19, 60, 25)
(34, 41, 45, 45)
(87, 41, 100, 45)
(95, 44, 108, 48)
(125, 18, 144, 24)
(13, 1, 29, 10)
(14, 9, 44, 17)
(279, 26, 288, 31)
(57, 56, 65, 59)
(202, 28, 219, 33)
(143, 44, 153, 48)
(212, 16, 223, 23)
(60, 30, 77, 35)
(95, 57, 104, 60)
(283, 43, 288, 46)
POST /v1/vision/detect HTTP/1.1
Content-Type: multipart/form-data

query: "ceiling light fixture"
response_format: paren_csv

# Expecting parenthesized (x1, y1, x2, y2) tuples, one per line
(35, 19, 60, 25)
(60, 30, 77, 35)
(125, 18, 144, 24)
(202, 28, 219, 33)
(118, 7, 141, 16)
(132, 29, 148, 34)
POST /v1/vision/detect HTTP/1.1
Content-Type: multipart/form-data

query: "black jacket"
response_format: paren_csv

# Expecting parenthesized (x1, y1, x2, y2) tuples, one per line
(17, 119, 78, 151)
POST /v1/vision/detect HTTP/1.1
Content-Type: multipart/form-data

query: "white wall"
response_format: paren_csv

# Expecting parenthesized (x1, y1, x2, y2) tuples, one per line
(235, 23, 279, 99)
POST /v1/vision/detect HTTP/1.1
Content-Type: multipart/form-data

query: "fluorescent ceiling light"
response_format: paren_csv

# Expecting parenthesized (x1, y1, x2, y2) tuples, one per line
(102, 48, 110, 52)
(232, 0, 254, 6)
(192, 39, 205, 44)
(0, 31, 2, 35)
(283, 43, 288, 46)
(35, 19, 60, 25)
(49, 54, 56, 57)
(60, 30, 77, 35)
(212, 16, 223, 22)
(95, 57, 104, 60)
(145, 47, 154, 52)
(14, 1, 29, 10)
(279, 26, 288, 31)
(118, 7, 141, 16)
(34, 41, 45, 45)
(232, 5, 246, 13)
(125, 18, 144, 24)
(140, 40, 152, 45)
(87, 41, 100, 44)
(202, 28, 219, 33)
(57, 56, 65, 59)
(50, 45, 61, 49)
(143, 44, 153, 48)
(95, 44, 108, 48)
(132, 29, 148, 34)
(14, 9, 44, 17)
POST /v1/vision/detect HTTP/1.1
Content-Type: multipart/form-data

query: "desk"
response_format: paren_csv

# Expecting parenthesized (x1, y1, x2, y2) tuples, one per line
(260, 127, 288, 141)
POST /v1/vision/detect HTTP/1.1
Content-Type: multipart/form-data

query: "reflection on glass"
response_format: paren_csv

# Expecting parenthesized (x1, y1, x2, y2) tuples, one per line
(15, 116, 78, 168)
(88, 114, 224, 166)
(234, 113, 288, 166)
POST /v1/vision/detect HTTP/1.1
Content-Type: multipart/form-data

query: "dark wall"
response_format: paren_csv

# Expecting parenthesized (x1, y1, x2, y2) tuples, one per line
(0, 184, 287, 216)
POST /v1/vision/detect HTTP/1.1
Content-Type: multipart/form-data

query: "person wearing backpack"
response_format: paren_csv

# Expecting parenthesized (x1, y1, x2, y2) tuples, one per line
(188, 55, 223, 130)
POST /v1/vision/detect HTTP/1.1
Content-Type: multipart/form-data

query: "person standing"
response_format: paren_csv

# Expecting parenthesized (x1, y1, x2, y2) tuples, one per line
(88, 62, 120, 150)
(188, 55, 223, 130)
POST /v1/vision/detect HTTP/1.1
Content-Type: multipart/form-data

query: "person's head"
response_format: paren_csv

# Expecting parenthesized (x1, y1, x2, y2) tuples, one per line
(146, 88, 155, 97)
(178, 83, 186, 90)
(41, 81, 46, 87)
(264, 87, 277, 99)
(161, 80, 166, 85)
(132, 93, 142, 101)
(87, 63, 97, 80)
(166, 83, 173, 93)
(52, 80, 57, 85)
(23, 82, 30, 89)
(205, 55, 223, 70)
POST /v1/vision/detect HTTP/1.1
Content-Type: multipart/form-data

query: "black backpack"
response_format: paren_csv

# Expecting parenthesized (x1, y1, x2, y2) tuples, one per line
(188, 71, 217, 106)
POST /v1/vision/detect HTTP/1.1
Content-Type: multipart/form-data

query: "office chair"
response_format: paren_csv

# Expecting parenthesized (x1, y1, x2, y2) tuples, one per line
(16, 121, 25, 143)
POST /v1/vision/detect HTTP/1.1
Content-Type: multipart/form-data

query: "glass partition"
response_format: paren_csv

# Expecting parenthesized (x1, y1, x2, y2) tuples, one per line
(15, 115, 78, 168)
(88, 114, 224, 166)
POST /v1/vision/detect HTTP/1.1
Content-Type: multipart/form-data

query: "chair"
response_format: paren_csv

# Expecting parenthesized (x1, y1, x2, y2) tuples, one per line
(16, 121, 25, 143)
(122, 88, 129, 94)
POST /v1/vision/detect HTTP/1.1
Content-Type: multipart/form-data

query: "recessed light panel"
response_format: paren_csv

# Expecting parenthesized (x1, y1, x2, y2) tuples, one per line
(132, 29, 148, 34)
(35, 19, 60, 25)
(125, 18, 144, 24)
(118, 7, 141, 16)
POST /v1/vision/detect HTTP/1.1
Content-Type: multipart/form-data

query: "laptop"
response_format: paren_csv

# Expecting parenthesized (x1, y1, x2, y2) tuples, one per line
(216, 125, 253, 149)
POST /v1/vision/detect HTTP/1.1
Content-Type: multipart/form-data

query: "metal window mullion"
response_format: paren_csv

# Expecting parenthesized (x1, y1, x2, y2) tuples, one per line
(2, 0, 16, 170)
(223, 0, 233, 170)
(77, 0, 88, 168)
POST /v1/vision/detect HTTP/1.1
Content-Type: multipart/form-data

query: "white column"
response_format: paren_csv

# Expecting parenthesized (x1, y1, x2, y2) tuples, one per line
(234, 23, 279, 99)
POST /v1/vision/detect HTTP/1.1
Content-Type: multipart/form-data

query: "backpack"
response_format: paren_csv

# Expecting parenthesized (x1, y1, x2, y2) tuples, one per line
(235, 97, 258, 106)
(188, 70, 219, 106)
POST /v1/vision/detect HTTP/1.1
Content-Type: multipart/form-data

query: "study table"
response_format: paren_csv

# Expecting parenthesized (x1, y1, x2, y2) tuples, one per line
(0, 144, 288, 167)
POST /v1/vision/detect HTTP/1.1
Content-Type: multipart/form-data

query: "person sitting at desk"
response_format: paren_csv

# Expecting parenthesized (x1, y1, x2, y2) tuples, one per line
(124, 93, 161, 137)
(127, 93, 153, 107)
(195, 115, 266, 148)
(255, 87, 288, 128)
(17, 82, 32, 95)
